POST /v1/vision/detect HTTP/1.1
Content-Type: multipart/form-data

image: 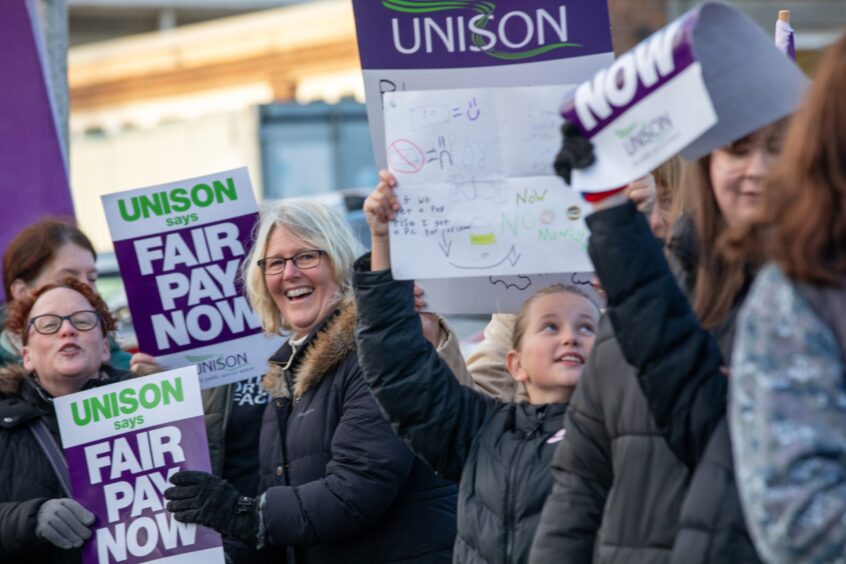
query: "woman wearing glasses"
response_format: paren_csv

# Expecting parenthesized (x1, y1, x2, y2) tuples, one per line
(164, 199, 457, 563)
(1, 219, 131, 370)
(0, 277, 129, 563)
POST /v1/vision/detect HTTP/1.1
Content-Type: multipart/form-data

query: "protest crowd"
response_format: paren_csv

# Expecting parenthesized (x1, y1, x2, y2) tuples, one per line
(2, 2, 846, 564)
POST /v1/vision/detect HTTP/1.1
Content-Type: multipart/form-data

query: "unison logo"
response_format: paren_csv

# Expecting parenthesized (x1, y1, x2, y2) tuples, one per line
(117, 177, 238, 222)
(189, 352, 249, 375)
(616, 113, 674, 157)
(385, 0, 580, 60)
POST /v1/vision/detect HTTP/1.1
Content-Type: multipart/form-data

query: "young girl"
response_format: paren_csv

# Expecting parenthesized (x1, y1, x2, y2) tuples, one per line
(352, 171, 599, 563)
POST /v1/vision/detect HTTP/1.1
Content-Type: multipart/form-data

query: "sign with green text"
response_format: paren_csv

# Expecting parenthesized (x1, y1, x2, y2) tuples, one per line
(55, 367, 224, 564)
(101, 168, 282, 389)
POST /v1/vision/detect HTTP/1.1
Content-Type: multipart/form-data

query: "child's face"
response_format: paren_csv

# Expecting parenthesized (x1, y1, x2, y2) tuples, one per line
(508, 292, 598, 404)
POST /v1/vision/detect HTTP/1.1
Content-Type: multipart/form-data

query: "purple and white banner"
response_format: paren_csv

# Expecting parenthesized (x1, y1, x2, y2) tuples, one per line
(54, 368, 224, 564)
(563, 1, 809, 192)
(351, 0, 614, 168)
(0, 0, 75, 293)
(101, 168, 282, 389)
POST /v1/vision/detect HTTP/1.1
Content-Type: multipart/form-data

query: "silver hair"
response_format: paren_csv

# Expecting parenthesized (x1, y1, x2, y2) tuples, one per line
(243, 198, 365, 334)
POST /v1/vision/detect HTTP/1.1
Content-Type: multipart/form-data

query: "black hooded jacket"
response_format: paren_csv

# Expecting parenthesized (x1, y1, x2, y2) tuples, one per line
(0, 364, 130, 564)
(256, 300, 457, 564)
(531, 203, 760, 564)
(353, 258, 568, 564)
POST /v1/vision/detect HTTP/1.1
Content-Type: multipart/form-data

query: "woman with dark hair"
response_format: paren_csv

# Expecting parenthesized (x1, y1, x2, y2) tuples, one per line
(0, 278, 130, 564)
(1, 219, 130, 370)
(532, 85, 804, 563)
(730, 32, 846, 563)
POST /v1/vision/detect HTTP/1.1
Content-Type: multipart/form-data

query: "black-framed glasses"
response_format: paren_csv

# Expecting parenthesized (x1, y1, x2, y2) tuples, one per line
(258, 250, 325, 275)
(26, 310, 101, 343)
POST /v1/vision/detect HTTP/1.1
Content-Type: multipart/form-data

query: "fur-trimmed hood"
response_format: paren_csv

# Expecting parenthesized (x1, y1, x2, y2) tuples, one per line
(263, 300, 357, 400)
(0, 363, 131, 399)
(0, 363, 29, 397)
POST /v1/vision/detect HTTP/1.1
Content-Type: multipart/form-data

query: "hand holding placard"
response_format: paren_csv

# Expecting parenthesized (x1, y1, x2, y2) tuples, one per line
(562, 1, 808, 193)
(165, 471, 258, 545)
(36, 499, 95, 550)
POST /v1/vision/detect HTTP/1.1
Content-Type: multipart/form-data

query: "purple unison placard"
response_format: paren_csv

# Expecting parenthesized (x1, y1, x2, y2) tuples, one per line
(102, 168, 283, 389)
(352, 0, 615, 170)
(560, 12, 699, 139)
(559, 1, 809, 192)
(112, 212, 259, 357)
(353, 0, 613, 70)
(54, 368, 225, 564)
(0, 0, 75, 295)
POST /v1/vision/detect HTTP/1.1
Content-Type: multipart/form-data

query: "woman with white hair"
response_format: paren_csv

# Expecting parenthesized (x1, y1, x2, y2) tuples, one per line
(164, 199, 457, 563)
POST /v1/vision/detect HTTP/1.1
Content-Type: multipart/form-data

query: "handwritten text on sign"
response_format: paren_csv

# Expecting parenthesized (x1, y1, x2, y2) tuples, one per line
(384, 86, 592, 280)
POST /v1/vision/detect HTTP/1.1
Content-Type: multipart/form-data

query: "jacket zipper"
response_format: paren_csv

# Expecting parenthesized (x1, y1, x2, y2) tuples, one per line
(506, 408, 548, 562)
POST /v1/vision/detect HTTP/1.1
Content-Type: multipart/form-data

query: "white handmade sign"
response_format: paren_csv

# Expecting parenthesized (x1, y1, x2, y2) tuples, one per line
(418, 272, 600, 314)
(384, 85, 592, 281)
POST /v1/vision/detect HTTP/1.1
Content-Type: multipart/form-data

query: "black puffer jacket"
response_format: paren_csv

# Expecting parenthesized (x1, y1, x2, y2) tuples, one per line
(0, 364, 130, 564)
(256, 300, 457, 564)
(530, 315, 689, 564)
(532, 203, 759, 563)
(590, 205, 759, 564)
(353, 262, 567, 564)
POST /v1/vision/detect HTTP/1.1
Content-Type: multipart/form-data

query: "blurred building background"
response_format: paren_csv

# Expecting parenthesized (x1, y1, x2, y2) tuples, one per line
(64, 0, 846, 250)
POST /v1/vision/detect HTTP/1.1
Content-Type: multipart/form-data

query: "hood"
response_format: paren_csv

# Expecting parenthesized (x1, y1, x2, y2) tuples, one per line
(0, 363, 28, 396)
(0, 363, 131, 398)
(264, 299, 357, 400)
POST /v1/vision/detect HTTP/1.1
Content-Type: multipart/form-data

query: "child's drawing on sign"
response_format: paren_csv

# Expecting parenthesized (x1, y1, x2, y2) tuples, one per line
(388, 139, 425, 174)
(426, 136, 453, 170)
(383, 86, 593, 280)
(456, 97, 480, 121)
(409, 97, 482, 130)
(449, 178, 506, 204)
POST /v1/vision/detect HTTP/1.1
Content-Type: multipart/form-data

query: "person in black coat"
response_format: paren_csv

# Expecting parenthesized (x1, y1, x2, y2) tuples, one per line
(0, 278, 130, 564)
(353, 171, 600, 563)
(532, 107, 800, 562)
(164, 198, 457, 563)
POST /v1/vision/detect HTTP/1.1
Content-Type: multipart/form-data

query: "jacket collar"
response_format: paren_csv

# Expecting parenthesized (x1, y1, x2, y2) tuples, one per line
(264, 299, 357, 400)
(0, 364, 131, 428)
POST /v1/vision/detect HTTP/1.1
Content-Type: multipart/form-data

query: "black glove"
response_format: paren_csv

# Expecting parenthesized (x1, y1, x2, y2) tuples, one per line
(553, 122, 595, 185)
(164, 471, 258, 545)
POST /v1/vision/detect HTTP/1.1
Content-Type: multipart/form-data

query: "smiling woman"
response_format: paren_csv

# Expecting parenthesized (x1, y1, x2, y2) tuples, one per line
(163, 198, 458, 563)
(0, 277, 131, 564)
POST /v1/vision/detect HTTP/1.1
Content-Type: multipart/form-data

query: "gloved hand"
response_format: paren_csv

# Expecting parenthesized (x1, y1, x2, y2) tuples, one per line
(164, 471, 258, 544)
(553, 122, 595, 185)
(36, 498, 95, 550)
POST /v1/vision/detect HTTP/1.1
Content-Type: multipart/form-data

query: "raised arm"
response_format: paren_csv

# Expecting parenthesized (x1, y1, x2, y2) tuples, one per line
(587, 199, 726, 468)
(354, 171, 499, 480)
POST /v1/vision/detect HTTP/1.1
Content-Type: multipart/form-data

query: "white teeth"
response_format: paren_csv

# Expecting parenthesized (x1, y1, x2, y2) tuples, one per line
(286, 287, 314, 298)
(558, 354, 582, 363)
